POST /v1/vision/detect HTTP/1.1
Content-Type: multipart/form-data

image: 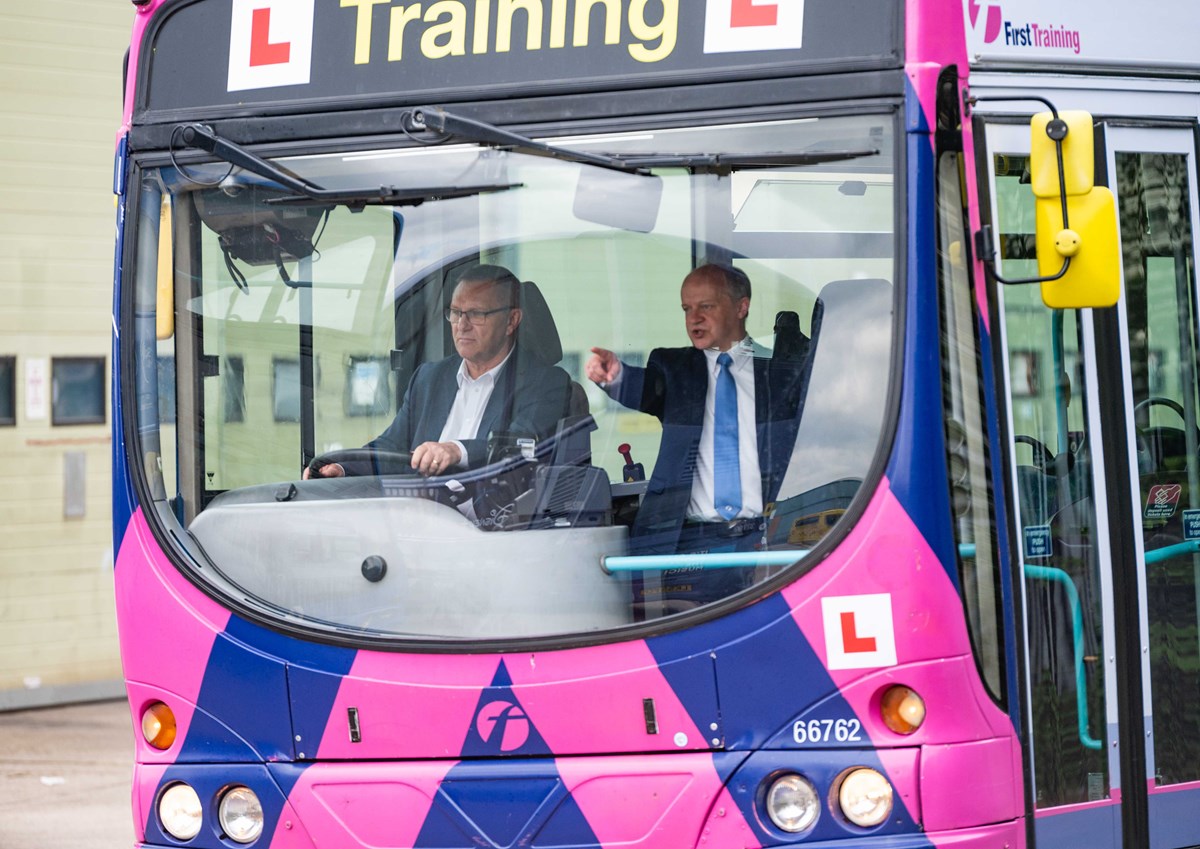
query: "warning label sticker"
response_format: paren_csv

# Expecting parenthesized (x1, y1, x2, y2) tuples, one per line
(1145, 484, 1183, 521)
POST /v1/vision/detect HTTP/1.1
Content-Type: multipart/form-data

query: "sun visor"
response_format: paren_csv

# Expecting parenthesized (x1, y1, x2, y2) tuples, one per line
(193, 187, 327, 267)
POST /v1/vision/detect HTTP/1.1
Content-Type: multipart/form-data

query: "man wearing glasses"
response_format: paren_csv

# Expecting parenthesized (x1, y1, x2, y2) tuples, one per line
(307, 264, 572, 478)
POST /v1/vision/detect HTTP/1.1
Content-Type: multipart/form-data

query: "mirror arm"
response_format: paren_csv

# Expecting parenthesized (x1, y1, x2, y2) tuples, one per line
(968, 94, 1075, 286)
(975, 225, 1071, 286)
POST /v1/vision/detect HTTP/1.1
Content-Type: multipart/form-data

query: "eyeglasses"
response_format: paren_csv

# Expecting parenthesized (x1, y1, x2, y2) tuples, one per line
(444, 306, 512, 325)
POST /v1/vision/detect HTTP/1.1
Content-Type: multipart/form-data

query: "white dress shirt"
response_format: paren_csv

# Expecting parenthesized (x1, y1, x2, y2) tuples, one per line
(438, 348, 513, 467)
(687, 338, 763, 521)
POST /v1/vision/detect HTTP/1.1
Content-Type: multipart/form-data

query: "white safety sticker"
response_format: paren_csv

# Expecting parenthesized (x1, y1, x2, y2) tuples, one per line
(227, 0, 315, 92)
(703, 0, 807, 54)
(821, 593, 897, 670)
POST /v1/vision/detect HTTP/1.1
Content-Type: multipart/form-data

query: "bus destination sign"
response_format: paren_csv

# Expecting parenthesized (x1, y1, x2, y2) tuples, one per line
(138, 0, 901, 119)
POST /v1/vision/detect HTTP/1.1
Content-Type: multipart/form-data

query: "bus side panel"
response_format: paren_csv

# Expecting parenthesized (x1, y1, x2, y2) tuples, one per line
(112, 135, 138, 558)
(887, 77, 960, 586)
(118, 507, 362, 843)
(116, 510, 232, 760)
(776, 482, 1021, 832)
(117, 510, 360, 765)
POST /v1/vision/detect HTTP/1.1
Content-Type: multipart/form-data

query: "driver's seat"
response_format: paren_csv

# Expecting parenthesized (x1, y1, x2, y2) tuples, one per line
(515, 280, 562, 364)
(516, 280, 589, 418)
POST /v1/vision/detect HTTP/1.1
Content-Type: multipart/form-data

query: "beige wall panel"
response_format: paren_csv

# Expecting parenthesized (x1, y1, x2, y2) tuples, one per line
(0, 581, 117, 622)
(1, 543, 113, 571)
(0, 254, 113, 280)
(0, 598, 103, 627)
(0, 1, 131, 707)
(0, 289, 112, 321)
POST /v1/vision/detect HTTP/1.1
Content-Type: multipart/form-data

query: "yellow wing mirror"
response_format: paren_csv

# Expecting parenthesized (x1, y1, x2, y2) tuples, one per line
(1028, 110, 1120, 308)
(974, 98, 1122, 309)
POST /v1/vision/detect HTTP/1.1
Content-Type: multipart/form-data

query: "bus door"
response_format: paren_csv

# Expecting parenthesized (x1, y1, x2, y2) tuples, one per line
(1101, 125, 1200, 849)
(984, 119, 1200, 849)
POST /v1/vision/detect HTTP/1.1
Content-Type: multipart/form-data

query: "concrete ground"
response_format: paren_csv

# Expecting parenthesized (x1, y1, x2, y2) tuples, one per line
(0, 699, 137, 848)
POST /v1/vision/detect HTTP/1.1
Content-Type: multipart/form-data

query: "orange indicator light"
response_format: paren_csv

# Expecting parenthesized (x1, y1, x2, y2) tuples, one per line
(880, 685, 926, 735)
(142, 701, 178, 750)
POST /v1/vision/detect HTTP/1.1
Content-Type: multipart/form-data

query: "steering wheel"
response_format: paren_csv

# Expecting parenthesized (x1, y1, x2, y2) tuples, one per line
(307, 448, 414, 477)
(1133, 397, 1193, 475)
(1014, 434, 1054, 472)
(1134, 396, 1187, 429)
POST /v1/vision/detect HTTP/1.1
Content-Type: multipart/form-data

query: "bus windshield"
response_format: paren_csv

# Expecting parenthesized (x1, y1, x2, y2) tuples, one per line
(131, 112, 897, 642)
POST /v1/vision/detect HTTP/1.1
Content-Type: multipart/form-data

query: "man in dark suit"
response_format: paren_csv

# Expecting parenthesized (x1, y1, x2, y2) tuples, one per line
(308, 265, 571, 478)
(586, 263, 804, 607)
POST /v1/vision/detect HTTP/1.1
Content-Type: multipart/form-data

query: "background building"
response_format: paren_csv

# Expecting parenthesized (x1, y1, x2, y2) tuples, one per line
(0, 2, 133, 708)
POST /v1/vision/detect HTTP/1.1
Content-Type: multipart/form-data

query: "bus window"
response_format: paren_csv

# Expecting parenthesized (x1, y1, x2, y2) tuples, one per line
(131, 114, 896, 641)
(195, 201, 398, 494)
(994, 152, 1110, 806)
(938, 140, 1003, 701)
(1114, 149, 1200, 785)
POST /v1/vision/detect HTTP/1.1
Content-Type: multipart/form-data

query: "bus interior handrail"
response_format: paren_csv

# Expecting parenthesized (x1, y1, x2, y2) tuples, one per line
(601, 550, 808, 574)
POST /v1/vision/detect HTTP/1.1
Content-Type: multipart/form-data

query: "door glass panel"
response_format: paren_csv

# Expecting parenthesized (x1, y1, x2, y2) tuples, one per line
(995, 153, 1110, 806)
(938, 151, 1002, 700)
(1115, 150, 1200, 786)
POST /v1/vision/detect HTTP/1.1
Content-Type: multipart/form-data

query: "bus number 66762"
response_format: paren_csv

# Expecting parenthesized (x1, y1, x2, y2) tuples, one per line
(793, 718, 863, 745)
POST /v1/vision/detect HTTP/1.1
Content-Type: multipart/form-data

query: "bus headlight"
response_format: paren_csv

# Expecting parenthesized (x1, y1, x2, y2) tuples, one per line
(158, 783, 203, 841)
(219, 786, 264, 844)
(837, 768, 893, 827)
(764, 773, 819, 833)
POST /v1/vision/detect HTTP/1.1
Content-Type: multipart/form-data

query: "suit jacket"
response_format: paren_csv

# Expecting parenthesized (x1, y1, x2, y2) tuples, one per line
(610, 345, 804, 553)
(369, 348, 572, 469)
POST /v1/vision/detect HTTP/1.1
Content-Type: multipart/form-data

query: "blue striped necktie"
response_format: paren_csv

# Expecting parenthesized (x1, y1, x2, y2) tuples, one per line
(713, 352, 741, 520)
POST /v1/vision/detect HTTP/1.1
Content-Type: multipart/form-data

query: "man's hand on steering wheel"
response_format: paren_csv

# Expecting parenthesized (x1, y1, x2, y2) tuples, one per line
(411, 441, 463, 476)
(305, 448, 415, 478)
(303, 461, 345, 479)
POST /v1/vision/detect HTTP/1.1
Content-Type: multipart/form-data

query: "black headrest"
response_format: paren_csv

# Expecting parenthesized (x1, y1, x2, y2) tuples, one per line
(772, 310, 806, 363)
(516, 281, 563, 365)
(774, 310, 800, 332)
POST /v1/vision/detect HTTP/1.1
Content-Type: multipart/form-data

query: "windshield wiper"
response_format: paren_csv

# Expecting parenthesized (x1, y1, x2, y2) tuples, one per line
(611, 149, 881, 170)
(173, 123, 520, 207)
(263, 183, 521, 208)
(407, 106, 650, 175)
(405, 108, 880, 173)
(405, 110, 879, 172)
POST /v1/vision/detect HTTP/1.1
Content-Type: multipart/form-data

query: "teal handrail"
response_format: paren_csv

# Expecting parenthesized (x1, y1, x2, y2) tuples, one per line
(958, 544, 1101, 751)
(601, 550, 808, 574)
(1145, 539, 1200, 565)
(1022, 563, 1104, 751)
(1051, 311, 1068, 457)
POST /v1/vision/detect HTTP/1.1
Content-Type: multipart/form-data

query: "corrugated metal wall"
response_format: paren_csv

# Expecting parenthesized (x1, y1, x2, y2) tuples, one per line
(0, 1, 133, 709)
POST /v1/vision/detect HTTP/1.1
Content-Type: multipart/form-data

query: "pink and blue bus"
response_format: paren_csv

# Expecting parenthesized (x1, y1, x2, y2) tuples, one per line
(112, 0, 1200, 847)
